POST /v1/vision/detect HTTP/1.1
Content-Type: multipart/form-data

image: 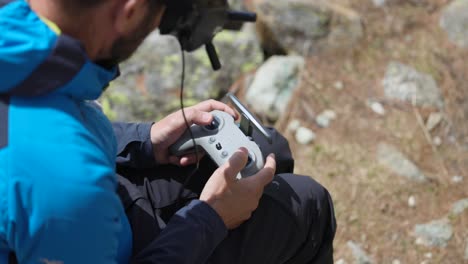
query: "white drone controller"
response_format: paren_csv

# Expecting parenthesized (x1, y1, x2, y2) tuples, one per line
(170, 93, 272, 178)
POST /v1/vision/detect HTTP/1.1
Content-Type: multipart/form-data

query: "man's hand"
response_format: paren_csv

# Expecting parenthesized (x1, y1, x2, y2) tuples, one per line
(150, 100, 238, 166)
(200, 148, 276, 229)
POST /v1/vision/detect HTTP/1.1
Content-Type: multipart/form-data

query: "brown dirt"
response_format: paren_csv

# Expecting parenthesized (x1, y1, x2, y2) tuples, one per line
(268, 0, 467, 263)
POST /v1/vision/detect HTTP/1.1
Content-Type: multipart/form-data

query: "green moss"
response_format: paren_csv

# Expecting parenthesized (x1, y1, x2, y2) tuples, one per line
(413, 59, 442, 83)
(111, 92, 130, 106)
(192, 50, 212, 68)
(167, 97, 200, 110)
(161, 54, 180, 76)
(214, 31, 237, 43)
(241, 61, 258, 73)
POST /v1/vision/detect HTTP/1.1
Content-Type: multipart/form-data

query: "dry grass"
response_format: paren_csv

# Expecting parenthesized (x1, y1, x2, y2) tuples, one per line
(272, 0, 467, 262)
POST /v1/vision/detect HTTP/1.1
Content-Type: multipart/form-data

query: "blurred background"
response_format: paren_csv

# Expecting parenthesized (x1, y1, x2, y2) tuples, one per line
(102, 0, 468, 263)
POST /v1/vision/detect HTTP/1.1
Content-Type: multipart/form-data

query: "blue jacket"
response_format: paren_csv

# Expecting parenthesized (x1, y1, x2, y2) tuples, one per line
(0, 1, 226, 263)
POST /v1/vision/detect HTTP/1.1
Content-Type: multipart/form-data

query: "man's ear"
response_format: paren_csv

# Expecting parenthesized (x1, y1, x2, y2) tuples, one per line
(114, 0, 146, 35)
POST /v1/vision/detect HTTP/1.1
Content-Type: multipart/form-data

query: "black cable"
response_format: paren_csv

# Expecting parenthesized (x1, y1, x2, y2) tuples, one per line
(176, 43, 200, 208)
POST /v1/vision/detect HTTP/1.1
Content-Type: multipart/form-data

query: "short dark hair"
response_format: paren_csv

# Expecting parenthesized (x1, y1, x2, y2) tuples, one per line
(55, 0, 108, 17)
(59, 0, 107, 9)
(147, 0, 164, 12)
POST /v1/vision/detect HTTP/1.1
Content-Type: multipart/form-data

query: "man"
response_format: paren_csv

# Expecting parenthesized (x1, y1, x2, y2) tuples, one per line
(0, 0, 336, 263)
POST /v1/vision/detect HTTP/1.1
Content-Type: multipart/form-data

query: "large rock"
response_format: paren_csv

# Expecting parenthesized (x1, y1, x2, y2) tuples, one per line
(102, 26, 263, 122)
(245, 55, 305, 121)
(440, 0, 468, 48)
(414, 218, 453, 248)
(377, 143, 427, 182)
(248, 0, 363, 56)
(382, 62, 444, 109)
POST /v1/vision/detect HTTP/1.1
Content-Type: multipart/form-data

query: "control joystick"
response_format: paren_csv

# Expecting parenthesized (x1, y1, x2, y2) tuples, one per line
(205, 117, 221, 131)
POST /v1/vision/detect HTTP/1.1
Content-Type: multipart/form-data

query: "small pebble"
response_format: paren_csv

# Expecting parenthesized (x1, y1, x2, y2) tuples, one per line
(424, 252, 433, 259)
(426, 112, 443, 132)
(416, 237, 425, 246)
(334, 81, 344, 90)
(316, 116, 330, 128)
(287, 119, 301, 132)
(295, 127, 316, 145)
(451, 175, 463, 183)
(408, 196, 417, 208)
(316, 110, 337, 128)
(323, 110, 337, 120)
(370, 101, 386, 116)
(336, 259, 347, 264)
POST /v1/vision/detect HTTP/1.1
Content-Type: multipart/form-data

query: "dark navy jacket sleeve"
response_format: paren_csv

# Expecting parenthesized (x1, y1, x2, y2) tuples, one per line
(113, 122, 157, 168)
(132, 200, 228, 264)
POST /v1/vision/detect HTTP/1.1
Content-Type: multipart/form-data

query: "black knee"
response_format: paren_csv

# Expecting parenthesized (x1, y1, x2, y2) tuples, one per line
(292, 175, 336, 263)
(253, 128, 294, 174)
(264, 174, 337, 263)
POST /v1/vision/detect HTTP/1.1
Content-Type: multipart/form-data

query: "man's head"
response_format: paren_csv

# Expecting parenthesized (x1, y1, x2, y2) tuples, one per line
(29, 0, 166, 66)
(101, 0, 165, 66)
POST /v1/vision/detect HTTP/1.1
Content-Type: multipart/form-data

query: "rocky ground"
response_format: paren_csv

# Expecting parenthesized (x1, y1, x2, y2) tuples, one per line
(102, 0, 468, 263)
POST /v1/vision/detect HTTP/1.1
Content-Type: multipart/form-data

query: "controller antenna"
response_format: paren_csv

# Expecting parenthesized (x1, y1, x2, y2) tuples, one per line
(206, 42, 221, 71)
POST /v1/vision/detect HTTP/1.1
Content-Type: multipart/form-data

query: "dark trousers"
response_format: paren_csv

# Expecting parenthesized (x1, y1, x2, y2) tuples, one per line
(117, 129, 337, 264)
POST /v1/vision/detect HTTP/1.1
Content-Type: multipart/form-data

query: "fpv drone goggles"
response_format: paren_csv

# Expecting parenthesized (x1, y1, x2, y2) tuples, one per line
(159, 0, 257, 70)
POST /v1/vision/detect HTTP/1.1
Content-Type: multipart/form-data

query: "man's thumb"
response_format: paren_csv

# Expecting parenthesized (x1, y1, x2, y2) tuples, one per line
(244, 153, 276, 187)
(221, 147, 249, 180)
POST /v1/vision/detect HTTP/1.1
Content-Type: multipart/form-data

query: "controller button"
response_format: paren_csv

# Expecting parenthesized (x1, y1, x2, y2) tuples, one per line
(209, 137, 216, 144)
(205, 117, 220, 130)
(221, 151, 229, 158)
(216, 143, 223, 150)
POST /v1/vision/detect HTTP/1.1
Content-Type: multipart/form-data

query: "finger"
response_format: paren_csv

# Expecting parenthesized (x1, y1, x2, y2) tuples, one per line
(177, 108, 214, 127)
(243, 153, 276, 187)
(180, 156, 196, 166)
(179, 151, 206, 166)
(168, 156, 183, 166)
(193, 100, 238, 119)
(219, 147, 249, 180)
(167, 150, 205, 166)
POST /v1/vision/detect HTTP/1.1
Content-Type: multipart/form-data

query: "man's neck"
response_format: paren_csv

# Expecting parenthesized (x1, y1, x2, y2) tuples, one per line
(28, 0, 111, 60)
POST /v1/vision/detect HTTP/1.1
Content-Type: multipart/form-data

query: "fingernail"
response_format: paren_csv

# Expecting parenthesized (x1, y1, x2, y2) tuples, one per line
(238, 147, 248, 154)
(269, 153, 276, 160)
